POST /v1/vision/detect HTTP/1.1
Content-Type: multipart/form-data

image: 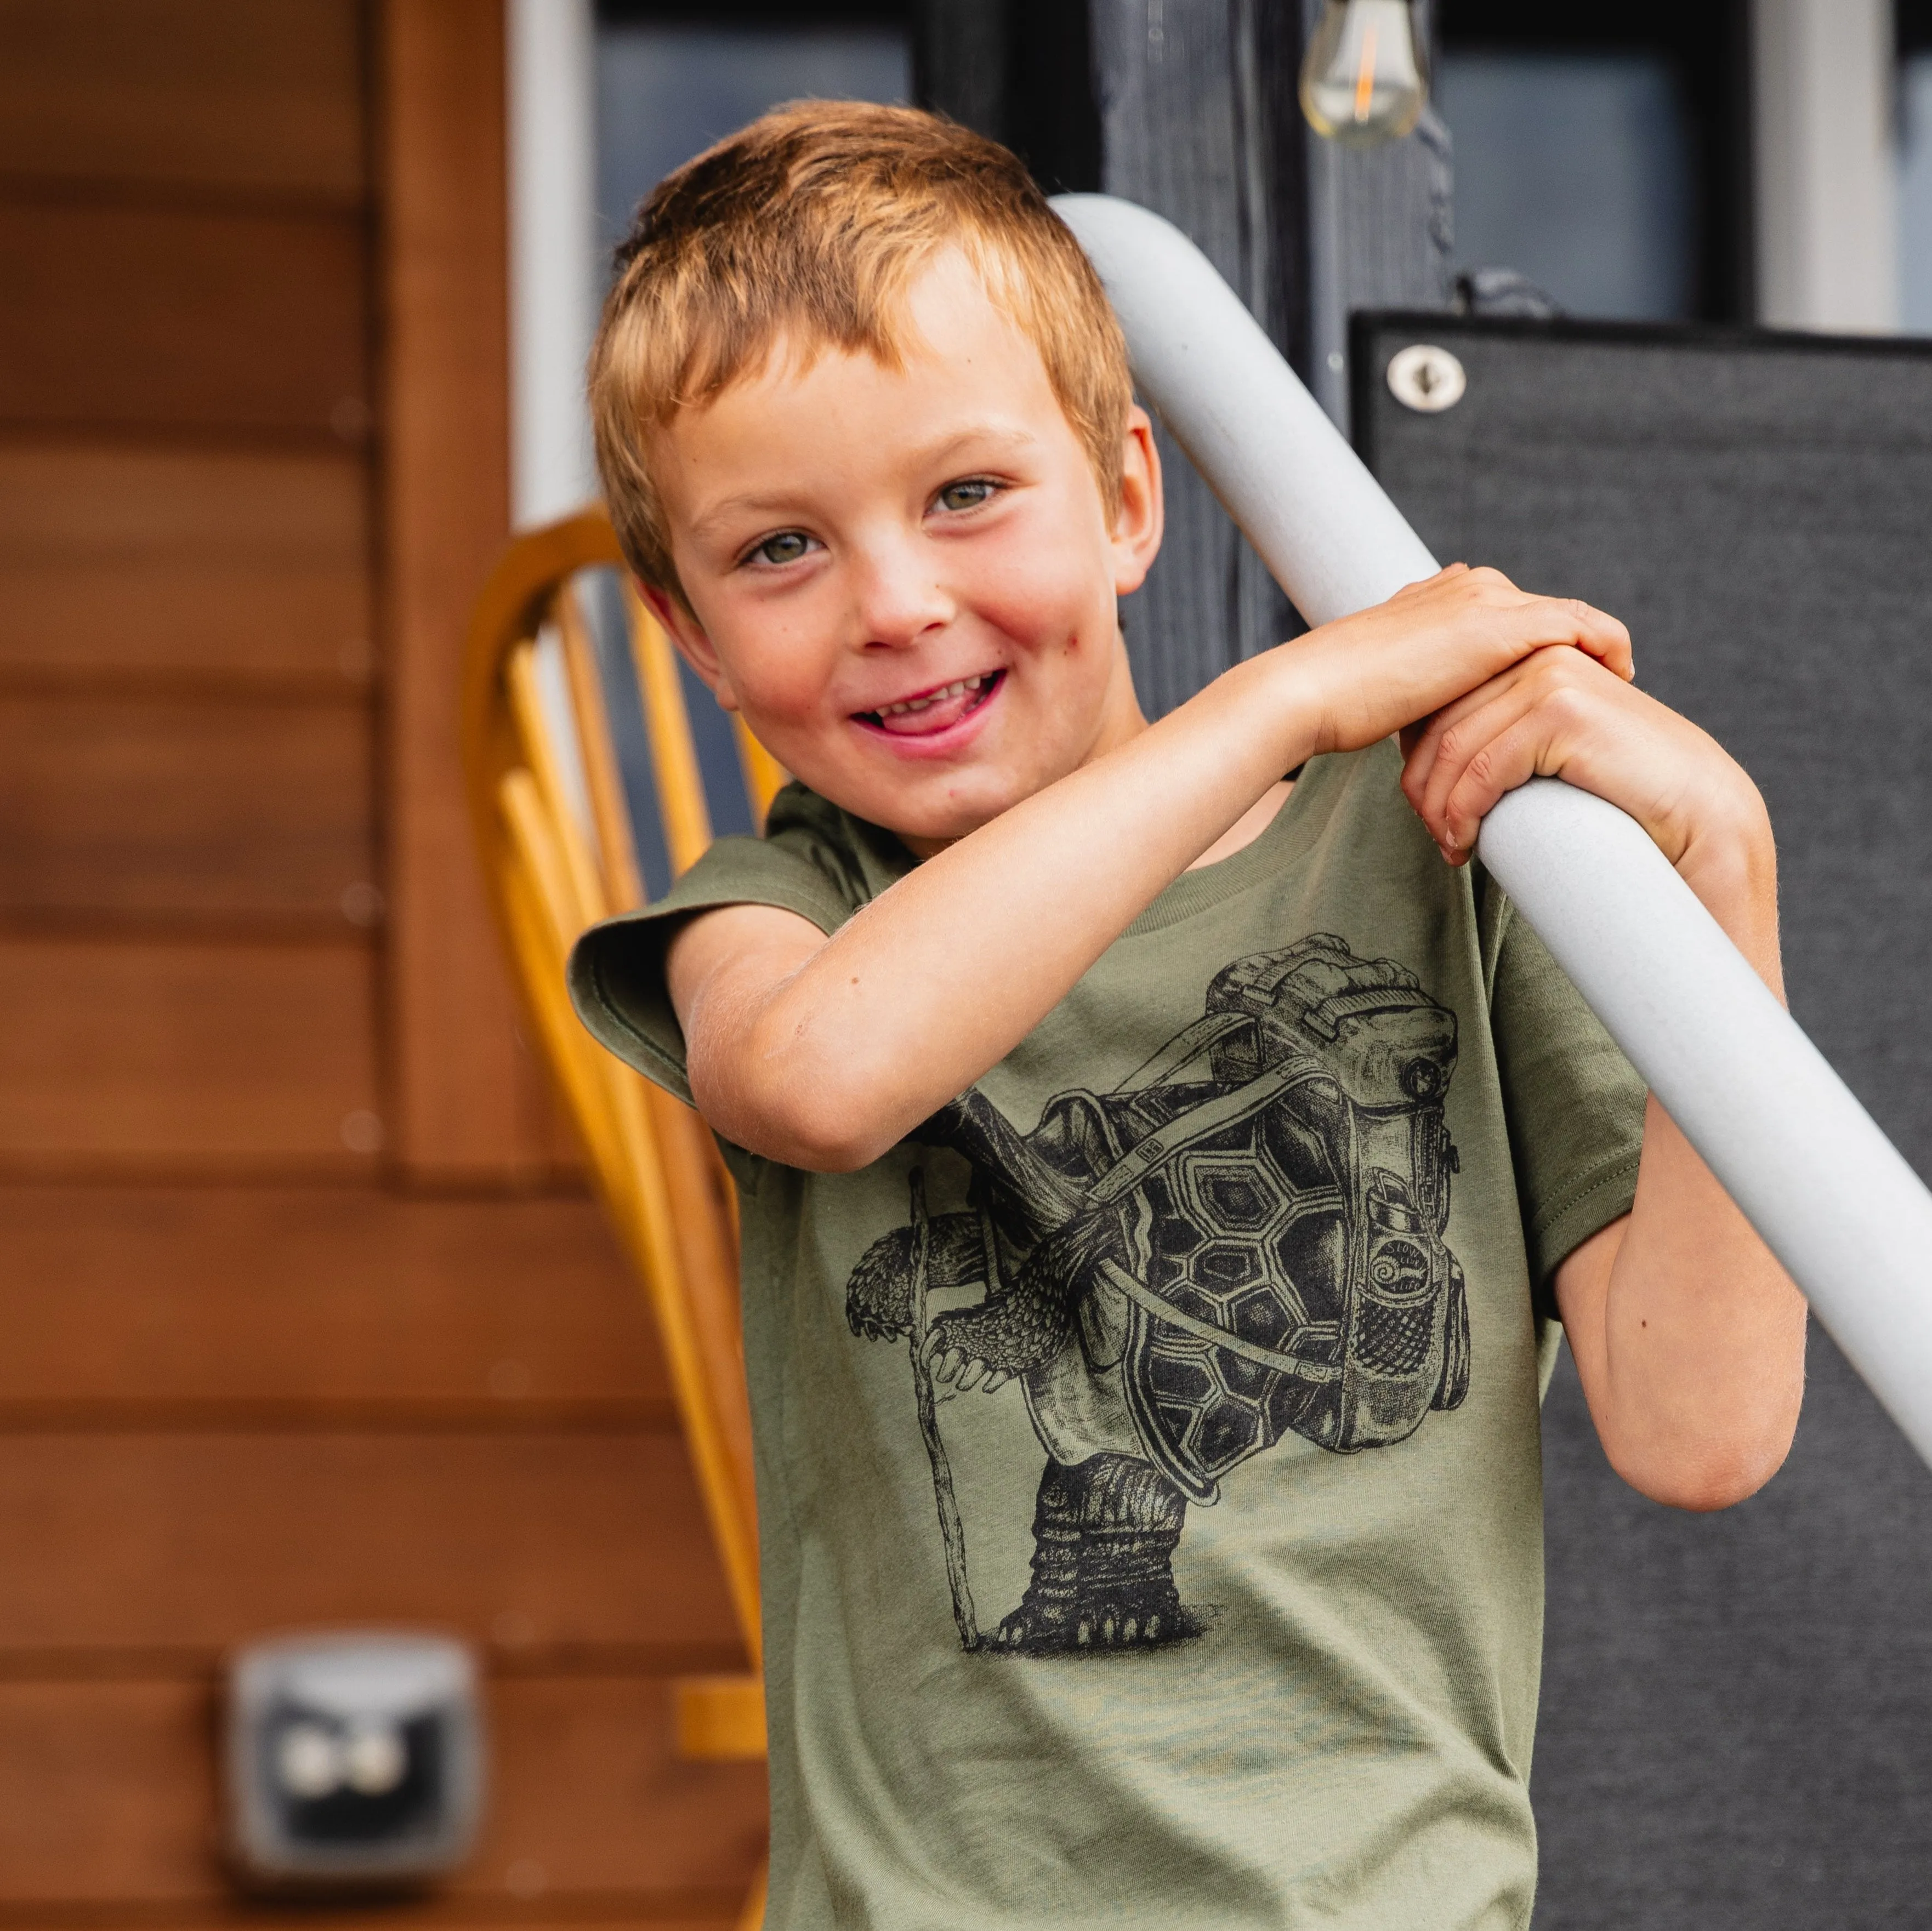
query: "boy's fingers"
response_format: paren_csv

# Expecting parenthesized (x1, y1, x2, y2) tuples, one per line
(1544, 597, 1633, 681)
(1397, 562, 1632, 679)
(1419, 690, 1532, 834)
(1437, 707, 1566, 853)
(1401, 657, 1541, 791)
(1405, 650, 1626, 851)
(1434, 653, 1633, 851)
(1414, 629, 1623, 765)
(1362, 576, 1632, 764)
(1406, 679, 1545, 841)
(1464, 576, 1632, 680)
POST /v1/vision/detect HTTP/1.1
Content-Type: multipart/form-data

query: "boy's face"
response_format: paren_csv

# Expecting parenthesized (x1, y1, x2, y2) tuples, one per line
(647, 250, 1163, 851)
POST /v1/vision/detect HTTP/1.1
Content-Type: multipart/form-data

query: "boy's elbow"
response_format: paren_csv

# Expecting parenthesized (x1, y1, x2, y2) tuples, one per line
(707, 1064, 899, 1174)
(776, 1103, 892, 1174)
(1607, 1426, 1795, 1514)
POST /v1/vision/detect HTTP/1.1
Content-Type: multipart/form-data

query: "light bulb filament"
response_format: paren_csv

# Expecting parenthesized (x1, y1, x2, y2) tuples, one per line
(1354, 24, 1378, 124)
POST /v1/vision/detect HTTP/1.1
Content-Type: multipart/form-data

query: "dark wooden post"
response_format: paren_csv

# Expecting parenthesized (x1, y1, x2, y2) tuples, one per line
(915, 0, 1452, 710)
(1089, 0, 1296, 711)
(1299, 0, 1454, 422)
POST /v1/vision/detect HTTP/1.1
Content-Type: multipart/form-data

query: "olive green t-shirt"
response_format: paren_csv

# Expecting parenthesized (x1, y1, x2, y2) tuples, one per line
(570, 742, 1646, 1931)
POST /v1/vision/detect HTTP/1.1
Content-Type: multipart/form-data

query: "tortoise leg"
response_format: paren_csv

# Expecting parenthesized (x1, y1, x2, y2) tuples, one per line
(993, 1454, 1197, 1655)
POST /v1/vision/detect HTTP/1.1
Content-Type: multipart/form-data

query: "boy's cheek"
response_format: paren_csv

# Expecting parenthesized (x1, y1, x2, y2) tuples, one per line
(726, 678, 842, 758)
(722, 661, 883, 787)
(703, 614, 843, 728)
(964, 546, 1102, 657)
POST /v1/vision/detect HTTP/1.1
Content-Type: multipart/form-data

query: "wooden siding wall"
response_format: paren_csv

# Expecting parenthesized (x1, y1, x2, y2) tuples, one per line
(0, 2, 762, 1920)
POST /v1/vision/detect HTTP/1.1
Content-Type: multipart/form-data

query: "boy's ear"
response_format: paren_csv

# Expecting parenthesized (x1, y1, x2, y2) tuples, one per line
(636, 577, 741, 714)
(1110, 405, 1164, 597)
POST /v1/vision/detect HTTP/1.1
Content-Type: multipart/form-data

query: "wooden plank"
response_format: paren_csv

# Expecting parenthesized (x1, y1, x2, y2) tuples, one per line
(0, 937, 377, 1167)
(480, 1676, 764, 1902)
(0, 1681, 212, 1900)
(0, 200, 368, 437)
(0, 443, 372, 690)
(0, 1183, 670, 1409)
(0, 693, 371, 919)
(0, 0, 365, 201)
(0, 1676, 763, 1905)
(382, 0, 551, 1182)
(0, 1433, 740, 1655)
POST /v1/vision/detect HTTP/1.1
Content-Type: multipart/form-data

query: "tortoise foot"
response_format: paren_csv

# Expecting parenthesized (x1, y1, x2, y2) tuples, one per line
(992, 1454, 1199, 1658)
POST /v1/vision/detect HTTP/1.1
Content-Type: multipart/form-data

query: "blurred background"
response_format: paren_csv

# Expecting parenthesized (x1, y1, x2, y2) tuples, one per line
(0, 0, 1927, 1923)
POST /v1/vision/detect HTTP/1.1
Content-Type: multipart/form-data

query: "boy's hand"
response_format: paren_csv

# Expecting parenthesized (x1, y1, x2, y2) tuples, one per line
(1395, 630, 1777, 933)
(1291, 563, 1635, 761)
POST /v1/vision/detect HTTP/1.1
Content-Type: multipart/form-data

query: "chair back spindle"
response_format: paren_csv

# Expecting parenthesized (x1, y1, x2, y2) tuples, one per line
(464, 511, 778, 1928)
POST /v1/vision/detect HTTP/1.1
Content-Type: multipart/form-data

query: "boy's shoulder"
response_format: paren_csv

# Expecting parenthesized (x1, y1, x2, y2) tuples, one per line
(669, 779, 917, 932)
(566, 781, 912, 1103)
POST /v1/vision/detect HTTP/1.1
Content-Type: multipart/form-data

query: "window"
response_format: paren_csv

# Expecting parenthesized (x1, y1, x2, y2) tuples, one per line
(1436, 2, 1752, 322)
(1435, 52, 1694, 320)
(596, 2, 911, 259)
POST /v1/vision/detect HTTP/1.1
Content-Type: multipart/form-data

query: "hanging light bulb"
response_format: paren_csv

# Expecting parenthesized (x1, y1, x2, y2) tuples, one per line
(1299, 0, 1429, 147)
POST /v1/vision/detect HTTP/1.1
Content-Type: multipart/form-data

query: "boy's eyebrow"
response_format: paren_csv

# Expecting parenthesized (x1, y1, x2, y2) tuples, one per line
(687, 425, 1043, 540)
(915, 424, 1040, 466)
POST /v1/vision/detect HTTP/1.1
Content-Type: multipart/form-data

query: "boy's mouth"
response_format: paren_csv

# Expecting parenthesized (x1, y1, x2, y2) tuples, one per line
(855, 670, 1003, 737)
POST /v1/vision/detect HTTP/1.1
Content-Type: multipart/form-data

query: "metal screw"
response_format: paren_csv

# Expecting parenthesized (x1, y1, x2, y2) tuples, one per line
(1387, 344, 1467, 413)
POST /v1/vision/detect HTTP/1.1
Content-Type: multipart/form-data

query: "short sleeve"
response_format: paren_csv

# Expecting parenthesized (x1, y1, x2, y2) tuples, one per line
(1482, 877, 1649, 1300)
(568, 783, 897, 1104)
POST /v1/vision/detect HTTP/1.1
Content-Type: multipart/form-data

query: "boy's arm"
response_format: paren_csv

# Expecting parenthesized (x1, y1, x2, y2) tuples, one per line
(1401, 644, 1806, 1510)
(667, 566, 1632, 1170)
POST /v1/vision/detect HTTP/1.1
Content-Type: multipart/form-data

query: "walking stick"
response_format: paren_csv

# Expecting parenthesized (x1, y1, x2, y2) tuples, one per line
(907, 1170, 979, 1651)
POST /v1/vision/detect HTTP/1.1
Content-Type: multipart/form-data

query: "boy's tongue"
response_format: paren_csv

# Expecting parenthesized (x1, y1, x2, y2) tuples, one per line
(870, 675, 986, 735)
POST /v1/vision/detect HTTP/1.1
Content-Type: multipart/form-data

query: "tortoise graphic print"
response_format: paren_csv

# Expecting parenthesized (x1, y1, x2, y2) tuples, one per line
(846, 933, 1471, 1656)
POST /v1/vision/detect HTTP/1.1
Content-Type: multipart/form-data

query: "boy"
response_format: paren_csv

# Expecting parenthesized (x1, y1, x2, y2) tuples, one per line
(572, 104, 1804, 1928)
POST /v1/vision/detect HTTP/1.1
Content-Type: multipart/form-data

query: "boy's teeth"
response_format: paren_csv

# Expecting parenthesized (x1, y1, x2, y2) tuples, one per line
(876, 675, 985, 719)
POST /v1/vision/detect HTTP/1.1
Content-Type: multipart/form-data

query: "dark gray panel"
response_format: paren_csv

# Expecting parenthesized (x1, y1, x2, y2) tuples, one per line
(1539, 1340, 1932, 1928)
(1357, 315, 1932, 1927)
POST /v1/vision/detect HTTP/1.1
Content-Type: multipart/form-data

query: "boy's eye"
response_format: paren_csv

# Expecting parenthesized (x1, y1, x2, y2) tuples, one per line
(934, 479, 997, 514)
(747, 531, 814, 567)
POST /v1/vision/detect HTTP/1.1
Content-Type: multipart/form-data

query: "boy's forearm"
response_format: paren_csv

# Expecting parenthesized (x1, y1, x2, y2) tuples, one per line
(1556, 820, 1807, 1510)
(698, 651, 1314, 1166)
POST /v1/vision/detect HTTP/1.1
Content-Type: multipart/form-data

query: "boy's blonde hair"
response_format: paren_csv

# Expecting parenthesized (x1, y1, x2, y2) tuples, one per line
(589, 101, 1134, 599)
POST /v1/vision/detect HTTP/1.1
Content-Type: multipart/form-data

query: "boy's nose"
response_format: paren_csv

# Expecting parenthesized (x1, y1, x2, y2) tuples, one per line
(851, 544, 955, 648)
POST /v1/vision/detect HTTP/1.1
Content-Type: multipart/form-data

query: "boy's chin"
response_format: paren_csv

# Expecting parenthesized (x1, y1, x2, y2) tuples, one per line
(823, 764, 1035, 853)
(873, 793, 1016, 854)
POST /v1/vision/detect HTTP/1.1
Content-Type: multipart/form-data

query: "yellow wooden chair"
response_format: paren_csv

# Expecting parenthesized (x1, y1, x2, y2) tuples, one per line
(462, 508, 783, 1930)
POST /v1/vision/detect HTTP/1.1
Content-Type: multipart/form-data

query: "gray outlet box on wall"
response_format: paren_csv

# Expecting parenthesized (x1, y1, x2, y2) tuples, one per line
(225, 1630, 484, 1886)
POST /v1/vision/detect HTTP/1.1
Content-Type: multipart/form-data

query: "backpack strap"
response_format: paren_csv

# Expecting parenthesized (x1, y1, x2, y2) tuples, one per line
(1098, 1258, 1342, 1383)
(1111, 1011, 1253, 1093)
(1088, 1057, 1331, 1206)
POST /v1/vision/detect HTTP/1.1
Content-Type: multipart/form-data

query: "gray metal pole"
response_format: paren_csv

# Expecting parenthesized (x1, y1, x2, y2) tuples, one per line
(1055, 191, 1932, 1470)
